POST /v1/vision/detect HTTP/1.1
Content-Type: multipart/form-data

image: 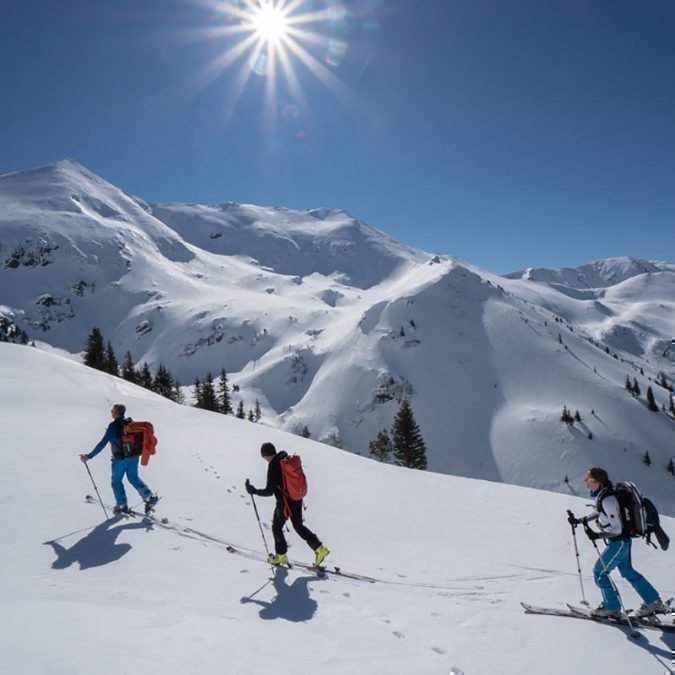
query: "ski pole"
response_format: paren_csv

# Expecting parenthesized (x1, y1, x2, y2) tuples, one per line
(83, 461, 109, 520)
(250, 494, 271, 560)
(589, 535, 640, 637)
(566, 510, 589, 606)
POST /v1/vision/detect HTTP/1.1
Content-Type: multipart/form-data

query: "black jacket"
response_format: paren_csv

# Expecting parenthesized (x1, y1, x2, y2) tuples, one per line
(255, 451, 289, 503)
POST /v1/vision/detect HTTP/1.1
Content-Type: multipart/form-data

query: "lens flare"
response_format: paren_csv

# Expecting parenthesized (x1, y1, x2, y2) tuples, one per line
(176, 0, 382, 133)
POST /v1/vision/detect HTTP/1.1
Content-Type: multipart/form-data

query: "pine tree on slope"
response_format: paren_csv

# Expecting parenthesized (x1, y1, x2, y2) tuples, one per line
(392, 399, 427, 470)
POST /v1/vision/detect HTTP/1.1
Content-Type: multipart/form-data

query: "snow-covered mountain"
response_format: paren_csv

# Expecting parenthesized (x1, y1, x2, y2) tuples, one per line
(2, 160, 675, 513)
(1, 343, 673, 675)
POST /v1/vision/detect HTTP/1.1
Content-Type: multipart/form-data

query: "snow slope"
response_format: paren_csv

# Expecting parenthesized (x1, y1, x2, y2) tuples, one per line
(1, 343, 673, 675)
(1, 161, 675, 512)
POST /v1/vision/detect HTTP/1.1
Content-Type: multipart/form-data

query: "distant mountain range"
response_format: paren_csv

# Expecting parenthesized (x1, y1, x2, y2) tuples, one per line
(2, 159, 674, 511)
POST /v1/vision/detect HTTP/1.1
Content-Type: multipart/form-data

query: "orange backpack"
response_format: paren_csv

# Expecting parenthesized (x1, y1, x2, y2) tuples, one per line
(122, 421, 158, 466)
(280, 454, 308, 502)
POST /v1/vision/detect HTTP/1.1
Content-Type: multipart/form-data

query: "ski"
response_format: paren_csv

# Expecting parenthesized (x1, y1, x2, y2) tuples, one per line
(521, 602, 675, 634)
(222, 544, 376, 583)
(85, 494, 169, 524)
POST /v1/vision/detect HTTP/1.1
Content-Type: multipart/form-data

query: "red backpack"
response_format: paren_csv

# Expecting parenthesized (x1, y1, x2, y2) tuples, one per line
(122, 421, 158, 466)
(280, 454, 308, 504)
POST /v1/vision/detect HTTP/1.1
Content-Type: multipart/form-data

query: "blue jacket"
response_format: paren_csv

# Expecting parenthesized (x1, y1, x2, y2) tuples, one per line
(88, 417, 127, 460)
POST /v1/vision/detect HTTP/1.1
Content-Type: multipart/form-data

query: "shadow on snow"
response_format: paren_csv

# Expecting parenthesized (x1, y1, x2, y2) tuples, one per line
(43, 516, 150, 570)
(240, 567, 321, 622)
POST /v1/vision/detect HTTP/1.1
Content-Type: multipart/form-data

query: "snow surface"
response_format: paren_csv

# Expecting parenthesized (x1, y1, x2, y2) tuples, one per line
(1, 343, 673, 675)
(2, 160, 675, 513)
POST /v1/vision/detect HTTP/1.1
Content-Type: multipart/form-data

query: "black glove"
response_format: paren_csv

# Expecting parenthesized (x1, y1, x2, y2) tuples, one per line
(584, 524, 602, 541)
(567, 513, 579, 526)
(245, 479, 257, 495)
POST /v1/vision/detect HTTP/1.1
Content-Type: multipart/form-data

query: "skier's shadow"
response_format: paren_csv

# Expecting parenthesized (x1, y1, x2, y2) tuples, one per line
(240, 568, 321, 622)
(43, 516, 150, 570)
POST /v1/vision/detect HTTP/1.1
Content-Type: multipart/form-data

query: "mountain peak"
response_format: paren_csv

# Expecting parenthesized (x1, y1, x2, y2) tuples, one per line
(505, 256, 669, 289)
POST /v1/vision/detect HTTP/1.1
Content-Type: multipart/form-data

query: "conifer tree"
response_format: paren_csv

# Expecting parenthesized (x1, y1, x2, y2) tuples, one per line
(574, 410, 581, 422)
(254, 399, 262, 422)
(247, 409, 255, 422)
(369, 429, 393, 463)
(236, 401, 245, 419)
(391, 399, 427, 470)
(83, 327, 106, 370)
(667, 458, 675, 477)
(643, 450, 652, 467)
(174, 380, 185, 405)
(625, 375, 633, 394)
(633, 378, 641, 397)
(192, 377, 202, 407)
(137, 362, 153, 390)
(121, 351, 137, 383)
(103, 341, 119, 376)
(217, 368, 233, 414)
(301, 425, 311, 438)
(200, 372, 218, 411)
(646, 386, 658, 412)
(153, 364, 175, 400)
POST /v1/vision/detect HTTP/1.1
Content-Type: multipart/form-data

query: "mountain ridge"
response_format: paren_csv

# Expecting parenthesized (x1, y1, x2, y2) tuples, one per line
(1, 159, 674, 508)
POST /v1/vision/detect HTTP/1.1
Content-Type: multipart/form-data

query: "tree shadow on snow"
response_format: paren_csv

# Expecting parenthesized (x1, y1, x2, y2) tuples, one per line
(43, 516, 150, 570)
(240, 568, 321, 622)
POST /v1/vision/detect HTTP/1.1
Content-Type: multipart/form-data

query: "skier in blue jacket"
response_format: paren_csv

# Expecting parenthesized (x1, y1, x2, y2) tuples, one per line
(80, 403, 158, 515)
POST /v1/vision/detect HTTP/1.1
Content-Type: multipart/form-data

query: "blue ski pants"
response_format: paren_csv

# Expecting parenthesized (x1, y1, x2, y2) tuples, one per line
(593, 538, 659, 610)
(111, 456, 152, 506)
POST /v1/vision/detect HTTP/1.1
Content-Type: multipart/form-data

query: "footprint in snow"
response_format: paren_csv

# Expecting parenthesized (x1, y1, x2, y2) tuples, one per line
(430, 646, 445, 655)
(392, 631, 405, 639)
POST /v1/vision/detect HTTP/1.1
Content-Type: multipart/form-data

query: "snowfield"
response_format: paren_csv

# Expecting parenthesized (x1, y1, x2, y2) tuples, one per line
(1, 343, 673, 675)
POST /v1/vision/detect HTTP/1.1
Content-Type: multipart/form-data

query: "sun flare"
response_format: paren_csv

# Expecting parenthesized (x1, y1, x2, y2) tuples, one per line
(250, 1, 289, 45)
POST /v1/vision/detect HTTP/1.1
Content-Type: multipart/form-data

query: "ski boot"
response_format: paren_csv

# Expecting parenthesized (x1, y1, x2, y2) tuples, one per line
(268, 553, 289, 567)
(113, 504, 130, 515)
(144, 494, 159, 515)
(591, 604, 621, 619)
(634, 598, 668, 618)
(313, 544, 330, 567)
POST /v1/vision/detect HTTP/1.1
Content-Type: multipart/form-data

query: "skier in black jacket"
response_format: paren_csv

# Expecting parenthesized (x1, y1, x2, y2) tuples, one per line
(246, 442, 329, 567)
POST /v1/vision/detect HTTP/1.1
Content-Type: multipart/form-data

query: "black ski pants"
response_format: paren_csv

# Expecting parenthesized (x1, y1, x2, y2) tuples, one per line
(272, 499, 321, 554)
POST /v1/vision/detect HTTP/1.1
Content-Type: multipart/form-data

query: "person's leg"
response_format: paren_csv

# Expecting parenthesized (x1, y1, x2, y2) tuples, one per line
(110, 459, 128, 506)
(592, 540, 627, 610)
(124, 457, 152, 500)
(288, 501, 321, 551)
(617, 542, 660, 604)
(272, 504, 289, 554)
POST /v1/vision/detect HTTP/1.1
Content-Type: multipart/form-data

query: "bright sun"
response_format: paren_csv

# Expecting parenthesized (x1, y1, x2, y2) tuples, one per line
(250, 2, 288, 45)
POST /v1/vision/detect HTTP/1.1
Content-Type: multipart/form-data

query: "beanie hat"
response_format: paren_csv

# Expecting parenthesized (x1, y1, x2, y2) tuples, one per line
(260, 442, 277, 457)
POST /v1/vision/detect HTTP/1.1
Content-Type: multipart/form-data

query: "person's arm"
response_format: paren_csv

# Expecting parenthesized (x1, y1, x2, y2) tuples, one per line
(82, 426, 114, 461)
(247, 461, 281, 497)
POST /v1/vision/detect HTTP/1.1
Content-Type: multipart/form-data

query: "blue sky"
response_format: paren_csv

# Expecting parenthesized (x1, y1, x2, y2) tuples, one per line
(2, 0, 674, 273)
